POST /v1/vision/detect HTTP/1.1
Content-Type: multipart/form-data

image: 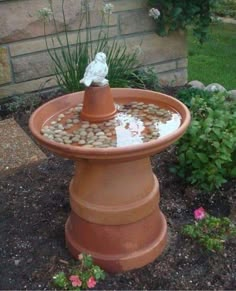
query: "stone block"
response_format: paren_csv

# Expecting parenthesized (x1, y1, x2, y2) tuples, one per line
(177, 58, 188, 69)
(10, 27, 118, 57)
(111, 0, 146, 12)
(124, 31, 187, 66)
(228, 90, 236, 100)
(205, 83, 226, 93)
(0, 0, 56, 43)
(0, 118, 46, 176)
(0, 76, 57, 99)
(119, 10, 156, 35)
(0, 47, 11, 85)
(152, 61, 176, 73)
(159, 69, 188, 87)
(188, 80, 205, 90)
(12, 25, 118, 82)
(13, 52, 52, 83)
(0, 0, 117, 44)
(0, 0, 188, 97)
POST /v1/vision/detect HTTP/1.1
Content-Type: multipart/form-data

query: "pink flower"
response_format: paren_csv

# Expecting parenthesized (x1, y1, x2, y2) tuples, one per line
(69, 275, 82, 287)
(87, 276, 96, 288)
(194, 207, 206, 220)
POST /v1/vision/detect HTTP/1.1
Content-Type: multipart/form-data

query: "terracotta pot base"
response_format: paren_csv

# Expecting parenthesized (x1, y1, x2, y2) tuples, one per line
(65, 157, 167, 272)
(29, 88, 191, 273)
(65, 210, 167, 273)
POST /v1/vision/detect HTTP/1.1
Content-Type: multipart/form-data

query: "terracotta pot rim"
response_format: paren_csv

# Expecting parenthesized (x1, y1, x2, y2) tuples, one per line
(65, 211, 168, 272)
(69, 174, 160, 225)
(29, 88, 191, 160)
(80, 108, 117, 122)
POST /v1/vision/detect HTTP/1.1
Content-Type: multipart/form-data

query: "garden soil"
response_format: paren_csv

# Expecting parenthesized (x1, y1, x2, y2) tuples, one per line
(0, 89, 235, 290)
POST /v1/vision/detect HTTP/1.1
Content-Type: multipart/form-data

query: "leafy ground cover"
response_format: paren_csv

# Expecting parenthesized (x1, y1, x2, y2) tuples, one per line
(0, 88, 235, 290)
(188, 23, 236, 90)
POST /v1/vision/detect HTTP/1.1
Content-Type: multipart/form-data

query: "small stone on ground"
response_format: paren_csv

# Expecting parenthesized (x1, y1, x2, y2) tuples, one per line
(188, 80, 205, 90)
(0, 118, 46, 175)
(205, 83, 226, 93)
(228, 90, 236, 100)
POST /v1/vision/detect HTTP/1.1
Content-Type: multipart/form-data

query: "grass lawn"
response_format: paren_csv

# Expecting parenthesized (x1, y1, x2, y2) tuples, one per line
(188, 22, 236, 90)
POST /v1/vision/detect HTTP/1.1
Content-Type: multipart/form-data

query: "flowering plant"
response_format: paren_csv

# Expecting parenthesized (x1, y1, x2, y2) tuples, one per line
(194, 207, 206, 220)
(183, 207, 236, 251)
(148, 0, 220, 43)
(36, 1, 145, 92)
(53, 254, 105, 290)
(37, 7, 53, 23)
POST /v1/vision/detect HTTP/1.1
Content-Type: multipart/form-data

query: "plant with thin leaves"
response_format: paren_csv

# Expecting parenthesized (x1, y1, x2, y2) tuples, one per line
(39, 0, 147, 93)
(103, 41, 139, 88)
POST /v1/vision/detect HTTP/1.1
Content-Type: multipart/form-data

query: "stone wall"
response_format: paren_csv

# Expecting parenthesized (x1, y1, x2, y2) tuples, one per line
(0, 0, 187, 100)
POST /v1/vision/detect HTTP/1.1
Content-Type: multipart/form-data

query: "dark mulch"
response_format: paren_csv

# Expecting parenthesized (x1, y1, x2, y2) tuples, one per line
(0, 88, 235, 290)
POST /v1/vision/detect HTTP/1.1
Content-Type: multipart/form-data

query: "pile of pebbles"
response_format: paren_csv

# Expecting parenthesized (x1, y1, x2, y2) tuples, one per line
(41, 101, 173, 148)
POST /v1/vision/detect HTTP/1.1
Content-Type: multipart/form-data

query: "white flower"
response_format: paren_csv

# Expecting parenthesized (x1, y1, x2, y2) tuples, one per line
(37, 7, 53, 23)
(149, 8, 160, 20)
(103, 3, 114, 15)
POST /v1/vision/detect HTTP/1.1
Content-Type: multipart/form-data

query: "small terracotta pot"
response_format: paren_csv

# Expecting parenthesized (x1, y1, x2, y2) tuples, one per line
(29, 88, 191, 273)
(80, 85, 117, 122)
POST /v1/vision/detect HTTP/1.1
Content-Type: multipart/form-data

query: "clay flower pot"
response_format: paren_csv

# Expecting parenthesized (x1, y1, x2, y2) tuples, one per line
(80, 85, 117, 122)
(29, 87, 190, 273)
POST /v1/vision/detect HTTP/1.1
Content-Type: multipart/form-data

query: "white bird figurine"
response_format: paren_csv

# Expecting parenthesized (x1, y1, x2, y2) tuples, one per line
(80, 52, 109, 87)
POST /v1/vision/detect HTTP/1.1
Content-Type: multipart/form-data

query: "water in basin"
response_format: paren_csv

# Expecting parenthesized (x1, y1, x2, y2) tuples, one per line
(41, 101, 181, 148)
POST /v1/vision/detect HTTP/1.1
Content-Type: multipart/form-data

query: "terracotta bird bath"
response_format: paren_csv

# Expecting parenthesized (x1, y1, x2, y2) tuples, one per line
(29, 55, 190, 273)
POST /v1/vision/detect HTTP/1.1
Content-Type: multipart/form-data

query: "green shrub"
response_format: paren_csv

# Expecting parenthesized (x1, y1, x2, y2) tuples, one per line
(148, 0, 220, 43)
(172, 89, 236, 192)
(176, 87, 213, 108)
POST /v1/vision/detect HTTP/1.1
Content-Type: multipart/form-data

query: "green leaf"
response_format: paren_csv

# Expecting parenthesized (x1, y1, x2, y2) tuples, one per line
(53, 272, 69, 289)
(83, 254, 93, 268)
(173, 7, 183, 17)
(196, 153, 208, 163)
(92, 266, 106, 280)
